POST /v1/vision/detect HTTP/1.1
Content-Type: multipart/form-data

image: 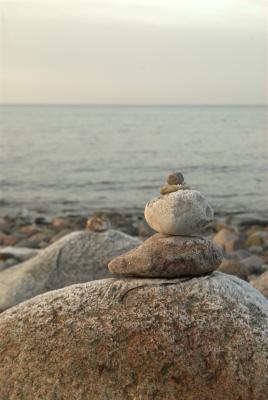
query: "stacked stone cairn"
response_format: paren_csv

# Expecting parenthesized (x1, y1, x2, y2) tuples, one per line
(109, 172, 223, 278)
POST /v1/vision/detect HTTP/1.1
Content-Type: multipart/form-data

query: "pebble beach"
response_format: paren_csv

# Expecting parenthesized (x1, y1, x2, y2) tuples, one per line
(1, 173, 268, 398)
(1, 208, 268, 283)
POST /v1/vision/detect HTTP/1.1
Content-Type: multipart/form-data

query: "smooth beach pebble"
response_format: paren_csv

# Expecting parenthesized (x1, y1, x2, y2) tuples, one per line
(144, 189, 214, 236)
(108, 234, 223, 278)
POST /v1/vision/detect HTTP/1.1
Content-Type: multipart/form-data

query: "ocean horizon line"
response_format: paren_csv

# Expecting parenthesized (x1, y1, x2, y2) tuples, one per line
(0, 103, 267, 107)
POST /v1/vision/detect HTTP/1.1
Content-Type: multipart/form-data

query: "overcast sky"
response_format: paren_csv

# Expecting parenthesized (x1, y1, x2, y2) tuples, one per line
(0, 0, 267, 104)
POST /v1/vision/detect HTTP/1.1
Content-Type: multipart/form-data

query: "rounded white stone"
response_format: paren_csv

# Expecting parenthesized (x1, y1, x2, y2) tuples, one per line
(144, 189, 214, 235)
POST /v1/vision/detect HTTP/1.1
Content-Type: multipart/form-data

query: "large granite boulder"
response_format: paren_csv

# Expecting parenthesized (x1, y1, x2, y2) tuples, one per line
(0, 230, 141, 311)
(0, 272, 267, 399)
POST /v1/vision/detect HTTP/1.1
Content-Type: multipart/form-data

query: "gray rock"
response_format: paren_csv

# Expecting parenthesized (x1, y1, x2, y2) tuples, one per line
(218, 255, 265, 280)
(136, 220, 155, 238)
(0, 273, 267, 399)
(50, 228, 73, 243)
(248, 246, 265, 255)
(0, 217, 12, 234)
(238, 218, 268, 229)
(240, 255, 264, 275)
(16, 239, 40, 249)
(0, 230, 141, 311)
(0, 246, 40, 261)
(109, 234, 223, 278)
(3, 259, 18, 268)
(0, 261, 6, 272)
(227, 249, 252, 259)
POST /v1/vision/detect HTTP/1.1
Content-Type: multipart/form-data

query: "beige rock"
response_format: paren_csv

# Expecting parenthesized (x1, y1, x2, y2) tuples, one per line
(52, 217, 71, 229)
(0, 273, 268, 399)
(252, 270, 268, 299)
(246, 231, 268, 250)
(246, 225, 267, 236)
(0, 234, 19, 246)
(109, 234, 223, 277)
(213, 228, 244, 252)
(218, 259, 248, 281)
(19, 225, 41, 237)
(145, 189, 214, 235)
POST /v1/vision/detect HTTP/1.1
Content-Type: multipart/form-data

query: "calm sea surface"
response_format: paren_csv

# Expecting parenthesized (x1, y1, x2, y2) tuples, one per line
(0, 105, 267, 219)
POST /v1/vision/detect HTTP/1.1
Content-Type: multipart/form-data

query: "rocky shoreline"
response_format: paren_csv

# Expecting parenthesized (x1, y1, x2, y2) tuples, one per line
(0, 209, 268, 285)
(1, 173, 268, 398)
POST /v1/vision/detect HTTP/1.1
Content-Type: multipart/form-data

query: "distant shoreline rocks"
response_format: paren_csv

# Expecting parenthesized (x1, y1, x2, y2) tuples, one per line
(0, 207, 267, 303)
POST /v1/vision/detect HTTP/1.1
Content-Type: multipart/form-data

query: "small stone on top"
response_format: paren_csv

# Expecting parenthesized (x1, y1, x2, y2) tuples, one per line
(167, 172, 184, 185)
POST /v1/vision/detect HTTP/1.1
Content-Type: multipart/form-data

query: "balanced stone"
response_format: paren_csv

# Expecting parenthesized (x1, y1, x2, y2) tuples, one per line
(145, 189, 214, 236)
(108, 234, 223, 277)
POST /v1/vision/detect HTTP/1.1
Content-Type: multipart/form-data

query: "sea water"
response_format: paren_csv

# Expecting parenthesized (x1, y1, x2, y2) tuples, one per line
(0, 105, 267, 218)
